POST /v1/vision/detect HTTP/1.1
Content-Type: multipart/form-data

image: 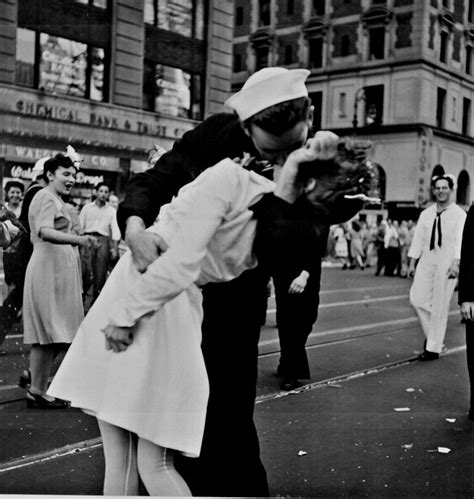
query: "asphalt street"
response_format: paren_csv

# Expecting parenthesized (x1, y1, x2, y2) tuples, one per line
(0, 266, 472, 497)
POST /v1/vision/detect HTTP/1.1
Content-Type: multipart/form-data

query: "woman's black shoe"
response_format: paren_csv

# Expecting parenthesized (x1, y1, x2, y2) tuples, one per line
(418, 350, 439, 361)
(26, 391, 68, 409)
(18, 369, 31, 388)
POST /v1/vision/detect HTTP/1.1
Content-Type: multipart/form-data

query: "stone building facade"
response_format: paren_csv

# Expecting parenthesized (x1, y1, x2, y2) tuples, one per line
(0, 0, 234, 205)
(231, 0, 474, 219)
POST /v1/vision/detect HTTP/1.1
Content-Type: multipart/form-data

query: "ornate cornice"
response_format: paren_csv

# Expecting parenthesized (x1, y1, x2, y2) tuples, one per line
(361, 6, 393, 26)
(303, 16, 331, 38)
(249, 28, 275, 47)
(464, 23, 474, 42)
(438, 10, 455, 32)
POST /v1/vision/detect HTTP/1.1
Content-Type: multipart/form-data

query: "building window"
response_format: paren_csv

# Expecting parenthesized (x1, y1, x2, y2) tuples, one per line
(287, 0, 294, 15)
(341, 35, 350, 56)
(309, 91, 322, 131)
(452, 97, 456, 121)
(369, 27, 385, 60)
(143, 61, 202, 120)
(233, 53, 242, 72)
(15, 28, 107, 102)
(364, 85, 384, 125)
(436, 87, 447, 128)
(259, 0, 271, 26)
(339, 92, 346, 117)
(469, 0, 473, 23)
(466, 45, 472, 75)
(235, 6, 244, 26)
(440, 31, 448, 63)
(312, 0, 325, 16)
(309, 37, 323, 68)
(38, 34, 87, 98)
(74, 0, 107, 7)
(144, 0, 155, 24)
(284, 45, 293, 65)
(15, 27, 35, 88)
(144, 0, 205, 40)
(457, 170, 470, 205)
(255, 46, 269, 70)
(462, 97, 471, 135)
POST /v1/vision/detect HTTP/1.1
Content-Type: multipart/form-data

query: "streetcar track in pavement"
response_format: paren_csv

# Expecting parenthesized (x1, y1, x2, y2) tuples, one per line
(0, 343, 467, 474)
(1, 311, 461, 400)
(255, 344, 467, 404)
(258, 309, 460, 355)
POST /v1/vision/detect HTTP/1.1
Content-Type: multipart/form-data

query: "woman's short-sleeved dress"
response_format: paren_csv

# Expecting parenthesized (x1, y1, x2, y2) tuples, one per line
(23, 188, 84, 345)
(48, 160, 274, 458)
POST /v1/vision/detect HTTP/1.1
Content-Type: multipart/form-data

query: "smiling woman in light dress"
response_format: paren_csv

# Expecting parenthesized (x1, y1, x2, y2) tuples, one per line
(22, 154, 97, 409)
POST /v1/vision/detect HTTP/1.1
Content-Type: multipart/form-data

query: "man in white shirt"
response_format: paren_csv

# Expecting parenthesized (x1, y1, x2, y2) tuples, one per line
(79, 183, 121, 301)
(408, 174, 466, 360)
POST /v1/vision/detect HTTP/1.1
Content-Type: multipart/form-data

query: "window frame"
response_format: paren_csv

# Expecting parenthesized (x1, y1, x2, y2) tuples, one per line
(144, 0, 206, 40)
(15, 27, 108, 103)
(142, 59, 204, 120)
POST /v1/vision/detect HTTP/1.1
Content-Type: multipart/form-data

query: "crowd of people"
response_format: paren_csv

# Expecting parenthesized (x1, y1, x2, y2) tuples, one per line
(328, 218, 417, 276)
(0, 66, 473, 497)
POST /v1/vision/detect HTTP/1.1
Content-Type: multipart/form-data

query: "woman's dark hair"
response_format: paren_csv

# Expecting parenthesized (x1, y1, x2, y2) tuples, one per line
(431, 174, 454, 190)
(243, 96, 311, 135)
(5, 180, 25, 194)
(296, 138, 375, 200)
(43, 154, 76, 180)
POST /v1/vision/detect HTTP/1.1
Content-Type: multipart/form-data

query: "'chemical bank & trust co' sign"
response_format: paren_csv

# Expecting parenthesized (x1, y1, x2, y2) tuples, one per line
(14, 98, 192, 139)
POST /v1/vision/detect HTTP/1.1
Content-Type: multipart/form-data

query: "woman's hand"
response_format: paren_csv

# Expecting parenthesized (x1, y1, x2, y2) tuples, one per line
(102, 324, 134, 353)
(344, 193, 381, 204)
(275, 131, 339, 203)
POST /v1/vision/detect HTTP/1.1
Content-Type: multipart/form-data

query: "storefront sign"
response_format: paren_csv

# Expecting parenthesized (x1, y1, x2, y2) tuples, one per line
(12, 96, 192, 140)
(416, 127, 433, 207)
(0, 144, 120, 172)
(3, 161, 106, 187)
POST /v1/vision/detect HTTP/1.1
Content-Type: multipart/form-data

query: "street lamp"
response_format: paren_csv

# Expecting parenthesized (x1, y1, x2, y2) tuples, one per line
(352, 87, 366, 133)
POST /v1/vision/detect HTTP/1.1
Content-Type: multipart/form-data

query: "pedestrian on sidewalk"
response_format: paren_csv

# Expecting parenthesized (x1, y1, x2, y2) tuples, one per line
(374, 219, 387, 275)
(4, 180, 25, 218)
(48, 133, 367, 496)
(383, 219, 400, 276)
(457, 203, 474, 421)
(79, 183, 121, 303)
(22, 154, 97, 409)
(0, 203, 26, 355)
(408, 174, 466, 360)
(253, 141, 372, 391)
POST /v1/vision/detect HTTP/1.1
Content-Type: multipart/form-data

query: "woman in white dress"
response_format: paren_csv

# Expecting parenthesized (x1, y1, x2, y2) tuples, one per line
(48, 133, 373, 496)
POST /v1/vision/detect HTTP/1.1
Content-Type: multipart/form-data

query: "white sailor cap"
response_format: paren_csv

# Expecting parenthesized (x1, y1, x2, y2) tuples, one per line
(225, 67, 310, 122)
(32, 157, 51, 173)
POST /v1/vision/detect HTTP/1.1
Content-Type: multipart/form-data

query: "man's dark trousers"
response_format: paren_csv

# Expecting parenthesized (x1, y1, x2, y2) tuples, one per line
(465, 321, 474, 410)
(175, 268, 270, 497)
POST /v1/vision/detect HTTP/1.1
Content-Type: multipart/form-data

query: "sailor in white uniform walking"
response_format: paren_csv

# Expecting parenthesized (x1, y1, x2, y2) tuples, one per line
(408, 174, 466, 360)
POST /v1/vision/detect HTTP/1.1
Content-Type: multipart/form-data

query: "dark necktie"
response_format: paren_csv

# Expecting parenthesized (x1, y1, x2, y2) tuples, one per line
(429, 209, 446, 250)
